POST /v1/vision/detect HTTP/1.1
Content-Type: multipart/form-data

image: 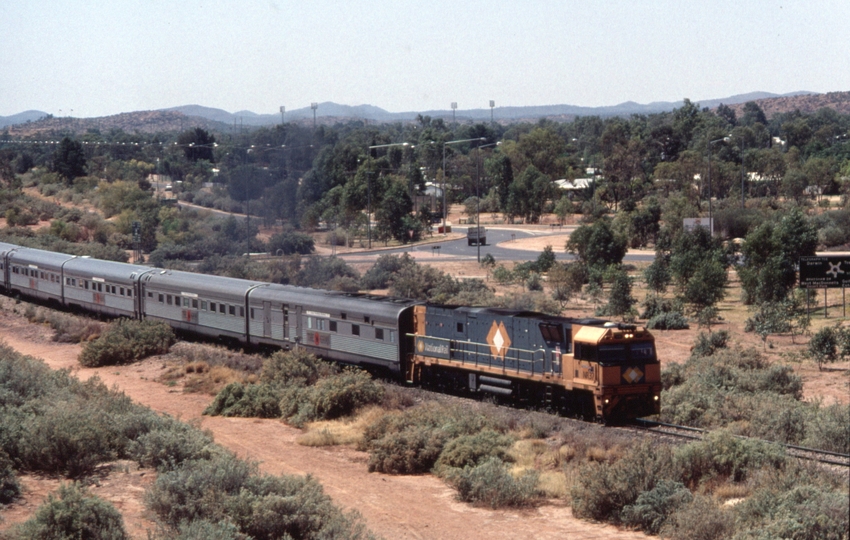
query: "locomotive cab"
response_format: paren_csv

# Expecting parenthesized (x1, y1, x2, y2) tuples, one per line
(566, 323, 661, 421)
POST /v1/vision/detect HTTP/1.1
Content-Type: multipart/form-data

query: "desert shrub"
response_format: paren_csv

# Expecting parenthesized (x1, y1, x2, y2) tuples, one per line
(733, 468, 850, 540)
(659, 494, 732, 540)
(79, 319, 175, 367)
(146, 453, 372, 540)
(802, 402, 850, 453)
(297, 369, 384, 422)
(0, 449, 21, 504)
(260, 350, 335, 388)
(267, 230, 315, 255)
(365, 424, 448, 474)
(128, 417, 216, 471)
(204, 382, 282, 419)
(360, 253, 416, 289)
(362, 403, 497, 475)
(16, 482, 128, 540)
(168, 520, 249, 540)
(570, 440, 675, 523)
(646, 311, 690, 330)
(674, 430, 786, 485)
(445, 457, 539, 508)
(640, 295, 682, 320)
(691, 330, 729, 357)
(275, 368, 384, 427)
(17, 400, 122, 477)
(433, 429, 514, 472)
(620, 479, 693, 534)
(23, 305, 105, 343)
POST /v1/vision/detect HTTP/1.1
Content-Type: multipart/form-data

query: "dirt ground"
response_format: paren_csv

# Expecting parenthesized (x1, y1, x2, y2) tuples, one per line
(0, 303, 651, 540)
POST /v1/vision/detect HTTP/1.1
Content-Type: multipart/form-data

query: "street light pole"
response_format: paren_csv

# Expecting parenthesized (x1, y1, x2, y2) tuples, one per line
(442, 137, 486, 236)
(367, 142, 410, 249)
(707, 136, 729, 235)
(739, 137, 746, 209)
(475, 141, 501, 263)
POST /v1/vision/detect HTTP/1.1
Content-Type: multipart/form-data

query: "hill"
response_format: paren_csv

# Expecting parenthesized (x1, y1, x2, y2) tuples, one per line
(722, 91, 850, 119)
(3, 91, 848, 137)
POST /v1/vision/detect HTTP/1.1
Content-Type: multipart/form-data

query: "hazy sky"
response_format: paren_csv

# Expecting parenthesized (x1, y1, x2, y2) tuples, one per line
(2, 0, 848, 118)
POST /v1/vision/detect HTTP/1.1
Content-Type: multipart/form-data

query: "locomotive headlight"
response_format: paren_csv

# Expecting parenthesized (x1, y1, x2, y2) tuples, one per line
(653, 395, 659, 401)
(604, 399, 609, 404)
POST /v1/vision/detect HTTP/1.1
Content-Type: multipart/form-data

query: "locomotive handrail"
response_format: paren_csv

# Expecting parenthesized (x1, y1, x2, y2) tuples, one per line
(407, 333, 548, 375)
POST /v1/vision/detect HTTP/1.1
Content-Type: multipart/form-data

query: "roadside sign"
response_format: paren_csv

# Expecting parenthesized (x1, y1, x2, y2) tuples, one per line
(799, 256, 850, 288)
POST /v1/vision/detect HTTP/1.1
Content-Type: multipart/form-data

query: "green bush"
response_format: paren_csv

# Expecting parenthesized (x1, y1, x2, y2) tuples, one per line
(647, 311, 690, 330)
(128, 417, 216, 471)
(16, 483, 128, 540)
(802, 402, 850, 454)
(146, 453, 373, 540)
(674, 430, 786, 485)
(79, 319, 175, 367)
(18, 400, 121, 477)
(366, 425, 448, 474)
(570, 440, 675, 523)
(733, 466, 850, 540)
(620, 479, 693, 535)
(204, 382, 282, 419)
(168, 520, 249, 540)
(433, 429, 514, 472)
(692, 330, 729, 357)
(445, 457, 539, 508)
(260, 350, 336, 388)
(659, 494, 732, 540)
(276, 368, 384, 427)
(0, 449, 21, 504)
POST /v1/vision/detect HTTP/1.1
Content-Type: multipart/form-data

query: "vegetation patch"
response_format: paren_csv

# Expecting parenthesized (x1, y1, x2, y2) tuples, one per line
(78, 319, 175, 367)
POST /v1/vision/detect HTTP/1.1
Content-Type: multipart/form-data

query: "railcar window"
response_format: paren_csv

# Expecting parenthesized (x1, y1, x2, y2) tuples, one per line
(219, 304, 225, 314)
(85, 281, 89, 289)
(364, 316, 370, 323)
(390, 331, 395, 343)
(148, 292, 153, 298)
(329, 321, 337, 332)
(317, 319, 325, 331)
(209, 302, 216, 311)
(574, 343, 597, 361)
(630, 342, 655, 360)
(307, 317, 312, 329)
(158, 294, 164, 303)
(193, 299, 199, 309)
(375, 328, 384, 340)
(167, 295, 173, 305)
(250, 308, 255, 319)
(352, 324, 360, 336)
(340, 313, 346, 320)
(239, 307, 244, 316)
(598, 344, 626, 362)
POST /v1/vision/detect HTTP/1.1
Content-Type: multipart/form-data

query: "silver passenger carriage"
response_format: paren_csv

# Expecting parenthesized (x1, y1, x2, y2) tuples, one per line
(142, 269, 266, 340)
(6, 247, 76, 303)
(248, 285, 418, 372)
(0, 242, 23, 292)
(62, 257, 154, 318)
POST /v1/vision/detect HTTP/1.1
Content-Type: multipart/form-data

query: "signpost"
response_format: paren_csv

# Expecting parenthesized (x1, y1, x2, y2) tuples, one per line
(799, 256, 850, 317)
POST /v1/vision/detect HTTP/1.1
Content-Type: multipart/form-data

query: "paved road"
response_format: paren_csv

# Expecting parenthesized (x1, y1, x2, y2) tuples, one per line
(338, 226, 656, 264)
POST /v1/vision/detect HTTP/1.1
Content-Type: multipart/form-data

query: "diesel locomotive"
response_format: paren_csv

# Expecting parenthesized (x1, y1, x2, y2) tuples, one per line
(0, 241, 660, 421)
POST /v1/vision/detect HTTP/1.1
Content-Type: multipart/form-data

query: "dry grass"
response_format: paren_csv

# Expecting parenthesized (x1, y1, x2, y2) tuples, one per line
(713, 482, 752, 501)
(297, 406, 387, 447)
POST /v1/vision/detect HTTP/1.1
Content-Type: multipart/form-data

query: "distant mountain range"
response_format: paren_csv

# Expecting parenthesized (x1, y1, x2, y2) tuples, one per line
(3, 91, 848, 136)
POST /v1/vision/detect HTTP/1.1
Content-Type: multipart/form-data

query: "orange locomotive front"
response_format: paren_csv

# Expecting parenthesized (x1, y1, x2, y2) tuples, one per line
(407, 305, 661, 422)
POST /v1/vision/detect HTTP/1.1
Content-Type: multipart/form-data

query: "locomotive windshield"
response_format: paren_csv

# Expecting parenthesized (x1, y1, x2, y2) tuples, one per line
(578, 341, 657, 363)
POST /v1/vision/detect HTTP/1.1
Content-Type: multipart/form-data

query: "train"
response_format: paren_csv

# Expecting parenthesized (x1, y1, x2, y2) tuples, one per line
(0, 241, 661, 422)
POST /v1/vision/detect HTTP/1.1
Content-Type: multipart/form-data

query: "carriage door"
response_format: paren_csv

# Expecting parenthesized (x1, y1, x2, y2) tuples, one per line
(262, 301, 272, 338)
(283, 304, 289, 341)
(295, 305, 303, 345)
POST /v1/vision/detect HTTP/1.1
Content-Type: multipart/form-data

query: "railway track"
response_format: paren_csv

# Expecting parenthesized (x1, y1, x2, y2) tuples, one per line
(629, 419, 850, 468)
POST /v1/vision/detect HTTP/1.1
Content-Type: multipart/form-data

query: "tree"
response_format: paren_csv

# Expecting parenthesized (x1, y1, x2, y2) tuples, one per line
(505, 165, 553, 223)
(53, 137, 87, 182)
(667, 226, 728, 314)
(808, 326, 835, 367)
(375, 179, 414, 243)
(603, 267, 635, 319)
(177, 128, 216, 162)
(549, 262, 583, 309)
(739, 208, 817, 304)
(740, 101, 768, 127)
(566, 218, 628, 273)
(746, 301, 793, 350)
